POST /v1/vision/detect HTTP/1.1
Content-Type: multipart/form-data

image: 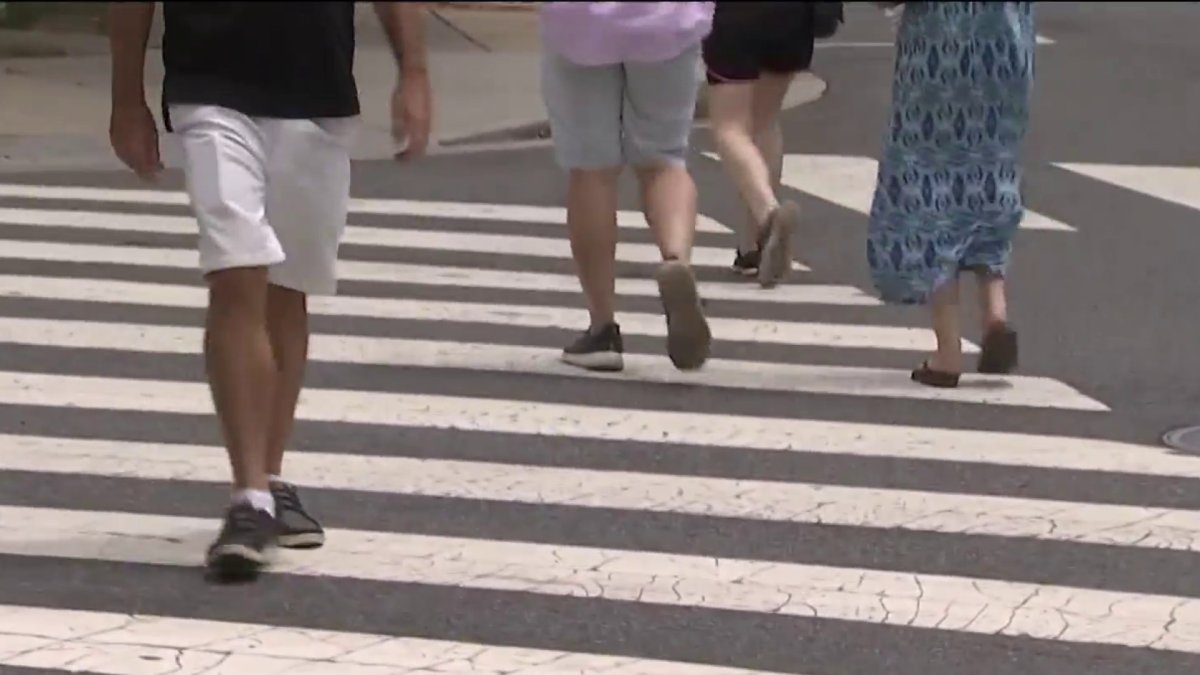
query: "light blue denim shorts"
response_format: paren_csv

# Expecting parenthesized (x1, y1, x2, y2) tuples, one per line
(541, 43, 702, 170)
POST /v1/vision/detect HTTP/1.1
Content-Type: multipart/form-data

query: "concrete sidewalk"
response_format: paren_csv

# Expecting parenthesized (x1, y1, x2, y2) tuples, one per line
(0, 4, 825, 173)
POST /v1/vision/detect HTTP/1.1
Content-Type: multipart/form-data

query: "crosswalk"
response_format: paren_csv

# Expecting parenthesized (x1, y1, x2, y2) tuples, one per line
(1, 156, 1199, 674)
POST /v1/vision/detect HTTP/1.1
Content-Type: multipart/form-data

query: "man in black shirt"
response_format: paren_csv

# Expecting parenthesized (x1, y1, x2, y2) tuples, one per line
(108, 2, 432, 581)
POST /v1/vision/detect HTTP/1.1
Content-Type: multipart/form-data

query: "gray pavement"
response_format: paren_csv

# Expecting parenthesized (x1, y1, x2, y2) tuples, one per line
(0, 5, 549, 171)
(2, 3, 1200, 675)
(761, 1, 1200, 442)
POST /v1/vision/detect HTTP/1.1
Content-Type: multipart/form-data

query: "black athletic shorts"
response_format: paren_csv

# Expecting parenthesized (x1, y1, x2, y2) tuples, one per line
(702, 2, 816, 85)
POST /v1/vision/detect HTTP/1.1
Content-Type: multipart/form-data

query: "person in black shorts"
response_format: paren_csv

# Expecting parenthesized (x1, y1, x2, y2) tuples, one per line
(702, 3, 817, 288)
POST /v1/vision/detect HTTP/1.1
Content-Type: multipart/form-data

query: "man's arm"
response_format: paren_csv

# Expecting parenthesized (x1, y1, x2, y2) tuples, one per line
(373, 2, 433, 158)
(107, 2, 162, 178)
(373, 2, 429, 77)
(108, 3, 155, 109)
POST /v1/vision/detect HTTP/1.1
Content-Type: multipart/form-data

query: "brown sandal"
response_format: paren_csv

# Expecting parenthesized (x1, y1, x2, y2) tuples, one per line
(911, 361, 960, 388)
(978, 324, 1018, 374)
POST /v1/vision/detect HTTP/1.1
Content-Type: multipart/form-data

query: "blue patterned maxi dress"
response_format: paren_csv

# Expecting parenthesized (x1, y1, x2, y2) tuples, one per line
(866, 2, 1035, 305)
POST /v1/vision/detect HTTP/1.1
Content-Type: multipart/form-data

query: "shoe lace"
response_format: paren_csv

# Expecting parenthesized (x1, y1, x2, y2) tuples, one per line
(227, 504, 265, 530)
(272, 482, 301, 512)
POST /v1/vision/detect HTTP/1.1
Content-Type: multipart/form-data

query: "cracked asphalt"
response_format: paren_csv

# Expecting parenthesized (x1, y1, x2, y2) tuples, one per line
(0, 3, 1199, 674)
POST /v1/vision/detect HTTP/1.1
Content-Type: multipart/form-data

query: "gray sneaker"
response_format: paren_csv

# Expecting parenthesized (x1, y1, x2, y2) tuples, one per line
(561, 322, 624, 372)
(205, 502, 275, 582)
(655, 259, 711, 371)
(757, 200, 799, 288)
(270, 480, 325, 549)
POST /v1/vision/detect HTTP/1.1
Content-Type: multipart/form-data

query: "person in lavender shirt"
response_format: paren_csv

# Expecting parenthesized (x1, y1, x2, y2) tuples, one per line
(540, 2, 715, 373)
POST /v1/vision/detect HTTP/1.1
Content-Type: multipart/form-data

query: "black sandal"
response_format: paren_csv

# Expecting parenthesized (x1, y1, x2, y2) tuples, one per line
(978, 324, 1018, 374)
(911, 361, 960, 388)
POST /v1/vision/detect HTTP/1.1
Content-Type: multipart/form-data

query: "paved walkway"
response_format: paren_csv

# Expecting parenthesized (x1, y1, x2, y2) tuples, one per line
(0, 4, 825, 172)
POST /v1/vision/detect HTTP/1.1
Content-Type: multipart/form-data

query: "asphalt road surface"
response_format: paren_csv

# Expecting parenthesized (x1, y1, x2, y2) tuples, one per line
(1, 3, 1199, 674)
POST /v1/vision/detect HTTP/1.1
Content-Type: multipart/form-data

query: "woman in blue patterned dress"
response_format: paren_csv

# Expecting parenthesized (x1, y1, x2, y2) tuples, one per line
(866, 2, 1035, 388)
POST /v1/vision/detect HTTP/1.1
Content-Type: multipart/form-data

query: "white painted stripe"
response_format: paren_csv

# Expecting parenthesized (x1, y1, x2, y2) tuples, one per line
(0, 239, 877, 306)
(703, 153, 1076, 232)
(0, 372, 1178, 479)
(0, 604, 779, 675)
(0, 275, 962, 352)
(0, 317, 1105, 410)
(6, 435, 1190, 551)
(0, 207, 778, 270)
(0, 182, 729, 233)
(1054, 163, 1200, 213)
(4, 506, 1200, 653)
(350, 197, 731, 234)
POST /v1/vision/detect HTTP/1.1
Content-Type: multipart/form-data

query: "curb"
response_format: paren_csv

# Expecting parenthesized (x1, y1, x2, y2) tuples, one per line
(438, 74, 829, 148)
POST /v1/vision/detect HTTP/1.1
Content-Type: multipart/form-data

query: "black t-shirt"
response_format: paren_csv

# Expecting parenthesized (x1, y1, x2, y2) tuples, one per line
(161, 2, 359, 131)
(714, 2, 812, 25)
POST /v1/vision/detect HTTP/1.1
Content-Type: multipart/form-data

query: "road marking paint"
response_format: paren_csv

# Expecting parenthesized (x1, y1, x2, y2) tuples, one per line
(0, 604, 778, 675)
(0, 373, 1164, 478)
(701, 153, 1076, 232)
(1054, 163, 1200, 213)
(0, 275, 957, 352)
(0, 317, 1103, 409)
(0, 239, 859, 306)
(6, 435, 1189, 550)
(3, 506, 1199, 653)
(0, 183, 728, 232)
(0, 207, 779, 270)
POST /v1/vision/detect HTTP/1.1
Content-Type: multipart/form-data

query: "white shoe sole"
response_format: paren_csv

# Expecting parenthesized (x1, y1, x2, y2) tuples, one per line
(561, 350, 624, 372)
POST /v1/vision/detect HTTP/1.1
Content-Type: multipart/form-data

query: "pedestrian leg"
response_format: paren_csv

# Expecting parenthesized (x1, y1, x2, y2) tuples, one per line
(541, 49, 627, 372)
(257, 116, 355, 548)
(912, 279, 964, 388)
(173, 104, 284, 581)
(625, 44, 712, 369)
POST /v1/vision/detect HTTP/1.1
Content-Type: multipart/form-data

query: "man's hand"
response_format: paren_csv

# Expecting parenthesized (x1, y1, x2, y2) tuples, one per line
(107, 3, 160, 179)
(109, 102, 163, 180)
(374, 2, 433, 160)
(391, 69, 432, 159)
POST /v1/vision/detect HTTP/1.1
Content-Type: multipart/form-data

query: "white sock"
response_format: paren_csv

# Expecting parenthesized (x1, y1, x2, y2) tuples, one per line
(268, 474, 283, 484)
(233, 489, 275, 517)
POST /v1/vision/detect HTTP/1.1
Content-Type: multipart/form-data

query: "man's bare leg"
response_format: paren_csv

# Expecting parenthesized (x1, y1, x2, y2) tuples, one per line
(264, 283, 308, 480)
(261, 282, 326, 548)
(203, 265, 280, 578)
(205, 266, 275, 493)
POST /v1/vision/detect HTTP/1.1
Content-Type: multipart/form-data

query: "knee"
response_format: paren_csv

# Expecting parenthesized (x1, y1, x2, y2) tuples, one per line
(634, 159, 691, 183)
(207, 267, 269, 316)
(710, 117, 753, 150)
(568, 167, 622, 188)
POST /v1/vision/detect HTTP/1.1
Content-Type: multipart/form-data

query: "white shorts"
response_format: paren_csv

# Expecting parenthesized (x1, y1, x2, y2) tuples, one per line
(169, 104, 357, 295)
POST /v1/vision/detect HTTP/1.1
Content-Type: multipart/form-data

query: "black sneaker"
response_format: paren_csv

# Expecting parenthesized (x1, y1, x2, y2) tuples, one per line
(561, 322, 624, 371)
(731, 248, 760, 277)
(271, 480, 326, 549)
(205, 502, 275, 581)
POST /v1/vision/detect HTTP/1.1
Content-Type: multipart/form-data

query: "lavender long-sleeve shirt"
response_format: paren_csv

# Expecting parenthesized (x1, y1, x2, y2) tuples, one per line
(540, 2, 714, 66)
